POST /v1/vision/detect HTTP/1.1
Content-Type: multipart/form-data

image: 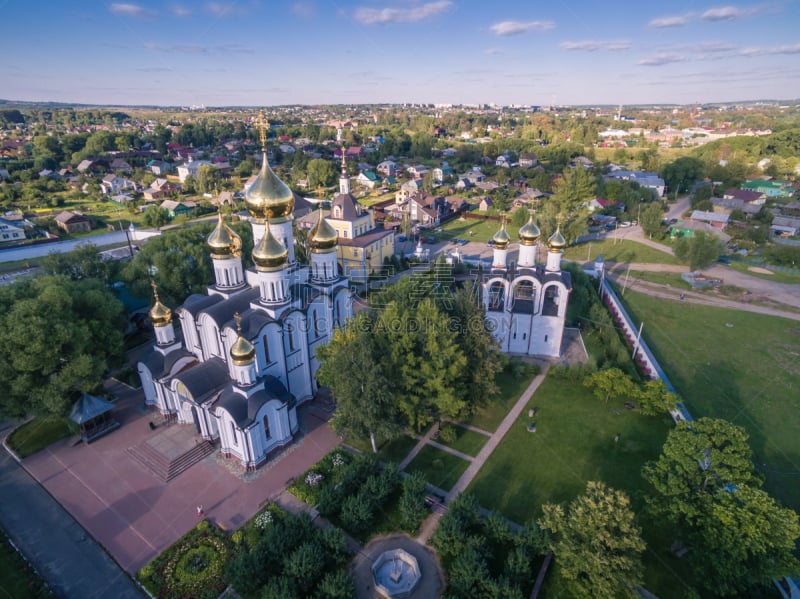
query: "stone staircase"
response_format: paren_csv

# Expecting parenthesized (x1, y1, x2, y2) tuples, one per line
(127, 439, 215, 482)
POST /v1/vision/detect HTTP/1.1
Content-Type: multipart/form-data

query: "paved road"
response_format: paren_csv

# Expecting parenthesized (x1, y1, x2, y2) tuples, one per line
(0, 431, 144, 599)
(0, 231, 135, 263)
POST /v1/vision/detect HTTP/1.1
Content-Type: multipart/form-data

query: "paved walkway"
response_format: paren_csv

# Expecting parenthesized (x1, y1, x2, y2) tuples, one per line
(415, 366, 550, 545)
(0, 423, 144, 599)
(19, 387, 341, 574)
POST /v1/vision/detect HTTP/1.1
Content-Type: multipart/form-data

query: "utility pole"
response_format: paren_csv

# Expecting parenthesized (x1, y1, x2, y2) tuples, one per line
(622, 264, 631, 295)
(631, 321, 644, 359)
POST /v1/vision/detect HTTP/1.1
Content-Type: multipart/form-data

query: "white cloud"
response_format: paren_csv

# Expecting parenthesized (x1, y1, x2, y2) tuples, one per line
(739, 43, 800, 56)
(171, 5, 191, 17)
(490, 20, 555, 36)
(206, 2, 247, 17)
(560, 40, 631, 52)
(292, 2, 315, 18)
(353, 1, 452, 25)
(648, 14, 693, 28)
(110, 3, 157, 18)
(639, 53, 689, 66)
(701, 5, 763, 21)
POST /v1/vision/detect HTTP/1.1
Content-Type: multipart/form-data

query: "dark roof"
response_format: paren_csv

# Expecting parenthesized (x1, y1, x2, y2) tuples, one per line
(180, 293, 223, 317)
(337, 228, 394, 248)
(202, 287, 260, 327)
(216, 376, 293, 427)
(69, 392, 115, 424)
(331, 192, 362, 221)
(293, 192, 314, 218)
(173, 357, 229, 404)
(142, 347, 194, 379)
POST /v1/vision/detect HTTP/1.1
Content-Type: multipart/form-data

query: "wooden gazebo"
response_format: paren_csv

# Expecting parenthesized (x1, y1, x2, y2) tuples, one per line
(68, 393, 120, 443)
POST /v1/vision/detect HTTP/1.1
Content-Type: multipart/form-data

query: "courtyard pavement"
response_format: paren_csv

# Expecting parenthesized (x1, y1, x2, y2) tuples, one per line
(20, 384, 341, 575)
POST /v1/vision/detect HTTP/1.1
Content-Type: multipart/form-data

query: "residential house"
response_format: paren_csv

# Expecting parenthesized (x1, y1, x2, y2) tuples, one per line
(711, 197, 744, 214)
(587, 198, 618, 212)
(771, 216, 800, 237)
(519, 153, 538, 169)
(0, 217, 26, 243)
(670, 219, 731, 241)
(110, 158, 132, 173)
(176, 159, 213, 183)
(479, 197, 493, 211)
(143, 178, 178, 201)
(454, 178, 472, 191)
(55, 211, 92, 234)
(741, 179, 796, 198)
(432, 165, 454, 184)
(495, 155, 511, 168)
(376, 160, 397, 177)
(356, 170, 379, 189)
(406, 165, 428, 179)
(159, 199, 197, 218)
(463, 168, 486, 185)
(147, 160, 173, 176)
(409, 196, 440, 226)
(690, 210, 729, 230)
(723, 188, 766, 204)
(570, 156, 594, 169)
(110, 193, 135, 205)
(604, 170, 666, 197)
(100, 174, 136, 195)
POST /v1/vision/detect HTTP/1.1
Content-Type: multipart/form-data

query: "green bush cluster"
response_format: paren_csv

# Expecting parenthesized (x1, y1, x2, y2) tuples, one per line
(225, 511, 353, 599)
(288, 449, 352, 506)
(431, 494, 546, 599)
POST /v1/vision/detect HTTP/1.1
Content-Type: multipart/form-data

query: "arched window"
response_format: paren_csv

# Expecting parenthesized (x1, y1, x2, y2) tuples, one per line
(287, 323, 295, 352)
(511, 280, 536, 314)
(230, 422, 237, 445)
(488, 281, 505, 312)
(543, 286, 560, 316)
(334, 206, 342, 218)
(263, 415, 271, 440)
(262, 335, 271, 363)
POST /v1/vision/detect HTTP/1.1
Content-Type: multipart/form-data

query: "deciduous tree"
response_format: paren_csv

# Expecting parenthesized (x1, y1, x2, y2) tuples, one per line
(539, 481, 646, 598)
(673, 231, 724, 271)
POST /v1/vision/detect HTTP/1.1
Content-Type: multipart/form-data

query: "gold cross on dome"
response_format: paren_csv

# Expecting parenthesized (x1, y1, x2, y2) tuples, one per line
(150, 279, 160, 301)
(254, 113, 269, 149)
(234, 311, 242, 334)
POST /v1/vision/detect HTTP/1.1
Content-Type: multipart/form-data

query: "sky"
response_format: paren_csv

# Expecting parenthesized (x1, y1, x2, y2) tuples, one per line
(2, 1, 799, 107)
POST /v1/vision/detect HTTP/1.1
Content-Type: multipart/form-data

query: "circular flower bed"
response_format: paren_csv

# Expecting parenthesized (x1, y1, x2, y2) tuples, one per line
(160, 533, 229, 599)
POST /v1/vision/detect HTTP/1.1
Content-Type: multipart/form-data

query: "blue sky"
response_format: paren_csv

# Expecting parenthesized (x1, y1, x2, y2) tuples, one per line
(2, 1, 799, 106)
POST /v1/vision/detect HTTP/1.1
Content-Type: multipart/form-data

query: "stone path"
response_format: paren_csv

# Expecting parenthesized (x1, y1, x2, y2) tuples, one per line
(414, 366, 550, 545)
(398, 426, 438, 471)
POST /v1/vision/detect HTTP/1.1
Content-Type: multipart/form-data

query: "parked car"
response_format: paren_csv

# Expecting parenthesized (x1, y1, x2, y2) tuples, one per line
(717, 255, 731, 264)
(458, 239, 468, 245)
(397, 235, 407, 242)
(620, 221, 632, 228)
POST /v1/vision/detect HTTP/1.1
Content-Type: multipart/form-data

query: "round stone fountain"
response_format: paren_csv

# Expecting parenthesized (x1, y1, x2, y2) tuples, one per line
(371, 548, 421, 598)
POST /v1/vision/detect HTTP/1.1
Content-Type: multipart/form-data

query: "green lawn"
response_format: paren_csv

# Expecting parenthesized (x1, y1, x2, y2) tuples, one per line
(344, 433, 418, 465)
(466, 368, 537, 433)
(7, 419, 73, 458)
(0, 530, 52, 598)
(621, 290, 800, 512)
(438, 216, 502, 243)
(727, 259, 800, 284)
(405, 445, 471, 492)
(467, 376, 692, 597)
(564, 238, 680, 265)
(628, 270, 693, 290)
(435, 425, 489, 457)
(468, 377, 669, 523)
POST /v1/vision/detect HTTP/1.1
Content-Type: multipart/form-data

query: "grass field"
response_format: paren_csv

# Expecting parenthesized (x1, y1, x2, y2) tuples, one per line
(466, 368, 538, 432)
(438, 216, 502, 243)
(466, 376, 691, 597)
(628, 270, 693, 290)
(621, 290, 800, 512)
(343, 433, 418, 465)
(435, 425, 489, 457)
(0, 531, 51, 598)
(468, 377, 669, 523)
(405, 445, 471, 492)
(727, 259, 800, 284)
(7, 419, 73, 458)
(564, 238, 680, 265)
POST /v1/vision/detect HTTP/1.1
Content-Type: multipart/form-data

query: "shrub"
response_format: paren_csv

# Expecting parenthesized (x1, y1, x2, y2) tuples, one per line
(439, 423, 457, 443)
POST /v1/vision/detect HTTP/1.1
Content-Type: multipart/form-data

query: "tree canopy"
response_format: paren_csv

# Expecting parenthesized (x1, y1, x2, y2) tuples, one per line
(539, 481, 646, 598)
(642, 418, 800, 595)
(0, 275, 126, 418)
(673, 231, 724, 271)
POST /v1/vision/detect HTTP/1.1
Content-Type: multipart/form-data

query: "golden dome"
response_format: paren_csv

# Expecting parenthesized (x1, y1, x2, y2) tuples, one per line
(492, 220, 510, 250)
(148, 281, 172, 327)
(518, 213, 541, 246)
(230, 313, 255, 366)
(309, 206, 338, 253)
(207, 211, 242, 259)
(244, 152, 295, 222)
(548, 227, 567, 252)
(252, 222, 288, 271)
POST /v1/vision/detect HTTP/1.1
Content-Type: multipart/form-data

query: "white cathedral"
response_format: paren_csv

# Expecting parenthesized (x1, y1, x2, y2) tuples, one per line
(482, 215, 571, 357)
(137, 143, 352, 470)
